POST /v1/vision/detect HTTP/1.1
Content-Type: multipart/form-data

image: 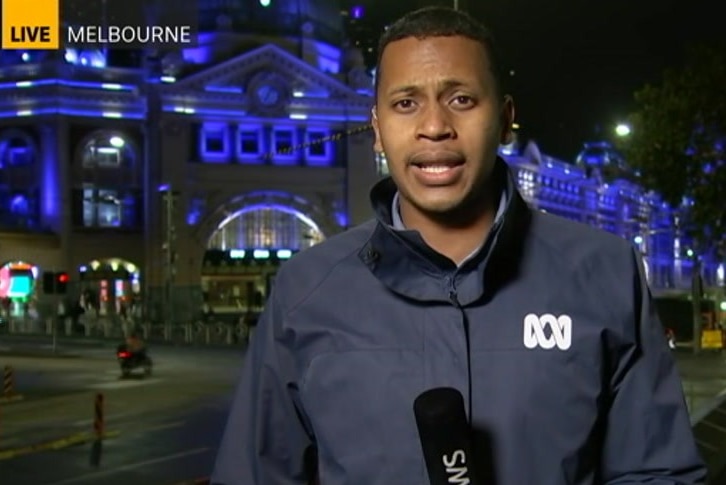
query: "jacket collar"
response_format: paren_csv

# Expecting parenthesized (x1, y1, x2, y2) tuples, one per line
(359, 157, 532, 306)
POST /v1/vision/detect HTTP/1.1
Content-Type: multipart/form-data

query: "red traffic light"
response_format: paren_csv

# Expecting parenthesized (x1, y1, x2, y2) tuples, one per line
(57, 273, 69, 283)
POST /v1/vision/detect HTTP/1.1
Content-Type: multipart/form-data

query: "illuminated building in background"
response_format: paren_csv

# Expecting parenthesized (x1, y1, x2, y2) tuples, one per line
(0, 0, 719, 322)
(0, 0, 378, 319)
(498, 137, 723, 294)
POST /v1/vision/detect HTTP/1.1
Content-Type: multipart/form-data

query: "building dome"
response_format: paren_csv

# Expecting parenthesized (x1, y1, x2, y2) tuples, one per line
(198, 0, 344, 46)
(575, 141, 627, 170)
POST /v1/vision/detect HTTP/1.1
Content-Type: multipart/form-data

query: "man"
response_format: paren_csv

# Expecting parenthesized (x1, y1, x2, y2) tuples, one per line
(125, 333, 145, 354)
(211, 6, 706, 484)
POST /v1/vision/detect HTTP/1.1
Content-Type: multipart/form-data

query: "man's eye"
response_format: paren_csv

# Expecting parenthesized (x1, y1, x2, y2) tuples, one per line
(453, 96, 474, 106)
(394, 99, 414, 109)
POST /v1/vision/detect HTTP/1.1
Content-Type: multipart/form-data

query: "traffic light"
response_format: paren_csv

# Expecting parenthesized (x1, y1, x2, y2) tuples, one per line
(56, 272, 69, 294)
(41, 271, 69, 294)
(43, 271, 55, 294)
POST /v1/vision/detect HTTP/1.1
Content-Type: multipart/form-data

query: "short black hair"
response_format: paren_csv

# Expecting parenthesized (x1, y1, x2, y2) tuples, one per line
(375, 6, 506, 98)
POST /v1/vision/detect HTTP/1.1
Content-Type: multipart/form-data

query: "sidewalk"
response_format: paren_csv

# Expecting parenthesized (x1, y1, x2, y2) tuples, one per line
(0, 332, 120, 348)
(673, 348, 726, 421)
(0, 346, 82, 359)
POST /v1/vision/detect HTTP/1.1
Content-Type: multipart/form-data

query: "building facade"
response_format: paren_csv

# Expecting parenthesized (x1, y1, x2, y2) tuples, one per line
(0, 0, 380, 322)
(498, 138, 724, 296)
(0, 0, 722, 325)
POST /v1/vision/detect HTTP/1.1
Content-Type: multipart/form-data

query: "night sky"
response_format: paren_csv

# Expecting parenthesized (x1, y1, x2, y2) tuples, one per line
(347, 0, 724, 162)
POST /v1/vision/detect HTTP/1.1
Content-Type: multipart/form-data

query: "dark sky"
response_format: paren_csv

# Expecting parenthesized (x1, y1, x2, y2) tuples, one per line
(350, 0, 724, 162)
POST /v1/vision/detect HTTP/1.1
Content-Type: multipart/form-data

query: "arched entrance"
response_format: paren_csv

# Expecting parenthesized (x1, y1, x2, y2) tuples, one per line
(78, 258, 141, 317)
(208, 203, 326, 250)
(0, 260, 38, 318)
(201, 203, 326, 315)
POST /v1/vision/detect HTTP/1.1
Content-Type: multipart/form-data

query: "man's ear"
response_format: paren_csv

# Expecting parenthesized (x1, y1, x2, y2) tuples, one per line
(500, 95, 516, 145)
(371, 105, 383, 153)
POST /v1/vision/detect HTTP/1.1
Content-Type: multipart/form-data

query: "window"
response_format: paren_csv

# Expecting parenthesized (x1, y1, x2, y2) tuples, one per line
(236, 126, 263, 161)
(10, 194, 30, 215)
(239, 131, 259, 154)
(207, 206, 325, 251)
(76, 186, 140, 228)
(271, 129, 297, 165)
(205, 132, 224, 153)
(0, 130, 36, 168)
(308, 132, 326, 156)
(0, 190, 38, 228)
(80, 132, 134, 168)
(84, 188, 121, 227)
(199, 123, 230, 162)
(305, 129, 332, 166)
(6, 146, 31, 166)
(274, 130, 294, 153)
(88, 146, 120, 167)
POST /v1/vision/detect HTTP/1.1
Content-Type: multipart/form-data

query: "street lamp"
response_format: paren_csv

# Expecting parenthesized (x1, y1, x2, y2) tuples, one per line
(615, 123, 631, 137)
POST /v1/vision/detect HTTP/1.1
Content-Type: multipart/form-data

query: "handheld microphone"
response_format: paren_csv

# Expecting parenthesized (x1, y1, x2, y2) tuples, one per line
(414, 387, 479, 485)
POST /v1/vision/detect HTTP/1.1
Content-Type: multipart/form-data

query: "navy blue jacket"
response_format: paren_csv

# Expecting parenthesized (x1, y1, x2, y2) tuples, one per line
(211, 159, 707, 484)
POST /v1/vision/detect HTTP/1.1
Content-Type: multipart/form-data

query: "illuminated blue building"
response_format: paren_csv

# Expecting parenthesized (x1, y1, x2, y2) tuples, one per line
(498, 137, 724, 296)
(0, 0, 720, 322)
(0, 0, 380, 319)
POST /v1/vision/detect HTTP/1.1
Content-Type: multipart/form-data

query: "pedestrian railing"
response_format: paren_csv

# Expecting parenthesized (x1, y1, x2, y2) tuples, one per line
(0, 316, 251, 347)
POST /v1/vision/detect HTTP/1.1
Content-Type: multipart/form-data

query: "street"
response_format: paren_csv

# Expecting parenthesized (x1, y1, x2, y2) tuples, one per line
(0, 397, 230, 485)
(673, 349, 726, 421)
(1, 339, 726, 485)
(0, 341, 242, 485)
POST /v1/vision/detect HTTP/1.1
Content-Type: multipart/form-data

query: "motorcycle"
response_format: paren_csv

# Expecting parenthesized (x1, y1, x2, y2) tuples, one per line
(116, 343, 153, 377)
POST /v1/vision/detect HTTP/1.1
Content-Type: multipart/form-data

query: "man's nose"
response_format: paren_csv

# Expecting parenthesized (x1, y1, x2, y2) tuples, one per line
(415, 104, 455, 141)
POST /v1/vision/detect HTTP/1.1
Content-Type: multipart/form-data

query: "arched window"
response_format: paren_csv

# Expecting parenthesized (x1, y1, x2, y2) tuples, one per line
(207, 204, 325, 251)
(72, 130, 142, 229)
(0, 130, 36, 168)
(79, 131, 136, 168)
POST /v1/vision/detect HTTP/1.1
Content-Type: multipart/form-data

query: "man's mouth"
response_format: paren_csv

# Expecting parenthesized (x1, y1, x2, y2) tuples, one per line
(407, 152, 466, 185)
(412, 160, 464, 173)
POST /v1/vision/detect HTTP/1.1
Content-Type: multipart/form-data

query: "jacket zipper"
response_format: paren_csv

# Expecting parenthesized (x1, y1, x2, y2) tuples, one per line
(447, 275, 473, 426)
(447, 273, 460, 307)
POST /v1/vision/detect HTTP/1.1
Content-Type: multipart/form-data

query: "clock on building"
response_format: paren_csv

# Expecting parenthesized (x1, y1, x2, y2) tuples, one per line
(248, 71, 290, 114)
(255, 84, 280, 106)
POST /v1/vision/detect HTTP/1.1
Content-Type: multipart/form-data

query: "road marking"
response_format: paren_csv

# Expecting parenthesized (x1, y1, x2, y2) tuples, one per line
(43, 447, 210, 484)
(144, 420, 186, 433)
(0, 394, 24, 404)
(90, 378, 162, 390)
(0, 430, 120, 461)
(71, 418, 185, 435)
(72, 410, 138, 426)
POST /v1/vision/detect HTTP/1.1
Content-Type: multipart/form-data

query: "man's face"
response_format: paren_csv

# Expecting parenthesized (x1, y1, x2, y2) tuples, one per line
(372, 35, 514, 217)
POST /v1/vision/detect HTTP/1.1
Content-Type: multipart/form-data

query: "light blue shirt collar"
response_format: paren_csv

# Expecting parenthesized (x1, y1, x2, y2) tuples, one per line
(390, 188, 507, 266)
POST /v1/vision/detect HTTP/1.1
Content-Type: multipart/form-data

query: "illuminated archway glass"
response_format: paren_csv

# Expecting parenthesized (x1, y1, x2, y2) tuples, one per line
(207, 203, 325, 251)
